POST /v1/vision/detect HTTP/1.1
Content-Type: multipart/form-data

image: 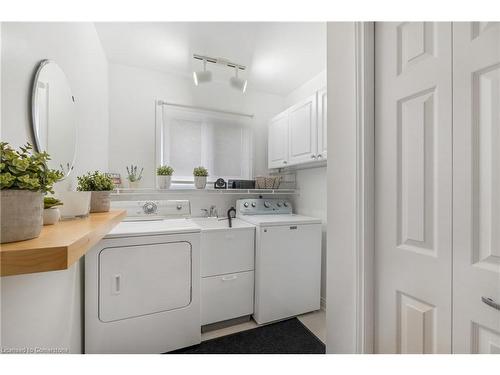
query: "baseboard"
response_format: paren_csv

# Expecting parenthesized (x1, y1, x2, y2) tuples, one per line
(320, 297, 326, 311)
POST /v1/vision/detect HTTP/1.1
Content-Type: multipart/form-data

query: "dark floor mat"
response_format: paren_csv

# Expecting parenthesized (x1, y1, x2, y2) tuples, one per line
(168, 318, 325, 354)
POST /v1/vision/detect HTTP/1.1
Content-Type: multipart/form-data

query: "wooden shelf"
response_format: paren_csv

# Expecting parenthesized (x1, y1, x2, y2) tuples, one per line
(0, 210, 126, 277)
(112, 188, 299, 197)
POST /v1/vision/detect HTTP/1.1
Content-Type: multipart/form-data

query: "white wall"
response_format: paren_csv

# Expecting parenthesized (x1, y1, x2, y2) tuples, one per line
(108, 63, 285, 187)
(0, 22, 109, 354)
(284, 70, 327, 304)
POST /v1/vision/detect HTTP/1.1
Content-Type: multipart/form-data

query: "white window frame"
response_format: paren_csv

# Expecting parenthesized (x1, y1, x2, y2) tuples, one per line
(155, 100, 254, 184)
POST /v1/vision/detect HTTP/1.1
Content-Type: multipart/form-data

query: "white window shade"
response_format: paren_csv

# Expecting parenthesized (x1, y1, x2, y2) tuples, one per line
(157, 104, 253, 183)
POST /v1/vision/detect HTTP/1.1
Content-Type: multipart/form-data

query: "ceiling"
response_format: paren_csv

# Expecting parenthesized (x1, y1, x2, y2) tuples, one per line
(94, 22, 326, 96)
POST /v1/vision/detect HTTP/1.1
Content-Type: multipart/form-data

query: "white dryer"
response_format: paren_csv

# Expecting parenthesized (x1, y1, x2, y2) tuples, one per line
(85, 200, 201, 353)
(236, 198, 322, 325)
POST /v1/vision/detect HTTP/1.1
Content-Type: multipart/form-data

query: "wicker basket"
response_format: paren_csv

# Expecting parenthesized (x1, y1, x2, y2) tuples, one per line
(255, 176, 282, 189)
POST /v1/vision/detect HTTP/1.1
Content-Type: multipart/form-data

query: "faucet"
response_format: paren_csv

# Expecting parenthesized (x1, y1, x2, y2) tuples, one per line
(201, 206, 218, 218)
(227, 207, 236, 228)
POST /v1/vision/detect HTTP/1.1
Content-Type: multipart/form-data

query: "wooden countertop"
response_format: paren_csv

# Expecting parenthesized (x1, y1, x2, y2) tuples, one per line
(0, 210, 126, 277)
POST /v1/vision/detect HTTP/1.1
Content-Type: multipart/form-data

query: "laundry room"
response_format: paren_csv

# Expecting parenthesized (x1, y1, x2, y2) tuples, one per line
(0, 21, 328, 354)
(1, 3, 499, 370)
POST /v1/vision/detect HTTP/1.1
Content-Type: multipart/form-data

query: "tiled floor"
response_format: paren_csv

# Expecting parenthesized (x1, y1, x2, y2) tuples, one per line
(201, 309, 326, 344)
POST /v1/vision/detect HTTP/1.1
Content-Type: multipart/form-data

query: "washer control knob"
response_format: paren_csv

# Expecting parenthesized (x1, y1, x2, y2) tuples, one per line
(264, 201, 271, 208)
(251, 202, 256, 207)
(283, 202, 289, 207)
(244, 202, 249, 208)
(176, 204, 182, 210)
(143, 201, 157, 214)
(277, 202, 282, 207)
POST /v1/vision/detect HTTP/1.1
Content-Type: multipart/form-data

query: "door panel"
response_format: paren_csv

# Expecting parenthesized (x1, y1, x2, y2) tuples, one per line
(288, 94, 317, 165)
(268, 111, 289, 168)
(452, 22, 500, 354)
(375, 22, 452, 353)
(99, 241, 192, 322)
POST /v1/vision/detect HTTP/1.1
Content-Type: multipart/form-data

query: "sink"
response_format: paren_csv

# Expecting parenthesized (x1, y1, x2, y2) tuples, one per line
(189, 217, 254, 231)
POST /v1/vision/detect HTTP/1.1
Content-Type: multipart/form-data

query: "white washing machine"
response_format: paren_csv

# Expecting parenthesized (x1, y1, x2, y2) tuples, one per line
(236, 198, 322, 325)
(85, 200, 201, 353)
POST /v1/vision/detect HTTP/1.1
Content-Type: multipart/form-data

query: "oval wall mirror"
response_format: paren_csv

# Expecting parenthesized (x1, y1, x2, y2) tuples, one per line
(31, 60, 77, 179)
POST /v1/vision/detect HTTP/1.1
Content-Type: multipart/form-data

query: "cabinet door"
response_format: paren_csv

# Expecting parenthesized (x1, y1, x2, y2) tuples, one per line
(268, 111, 289, 169)
(316, 88, 327, 160)
(288, 94, 317, 165)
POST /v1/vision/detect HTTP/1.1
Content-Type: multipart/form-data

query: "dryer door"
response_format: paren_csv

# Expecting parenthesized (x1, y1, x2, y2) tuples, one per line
(99, 241, 192, 322)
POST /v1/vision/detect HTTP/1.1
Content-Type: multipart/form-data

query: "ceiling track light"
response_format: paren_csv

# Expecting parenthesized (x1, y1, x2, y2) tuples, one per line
(230, 66, 248, 93)
(193, 59, 212, 86)
(192, 54, 247, 92)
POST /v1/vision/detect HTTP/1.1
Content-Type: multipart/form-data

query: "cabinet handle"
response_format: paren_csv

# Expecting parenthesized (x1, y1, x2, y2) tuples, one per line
(482, 296, 500, 311)
(113, 274, 121, 295)
(221, 275, 238, 282)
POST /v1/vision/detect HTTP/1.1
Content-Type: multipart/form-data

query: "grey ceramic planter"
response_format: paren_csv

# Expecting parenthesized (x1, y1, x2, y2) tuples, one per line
(1, 190, 43, 243)
(90, 191, 111, 213)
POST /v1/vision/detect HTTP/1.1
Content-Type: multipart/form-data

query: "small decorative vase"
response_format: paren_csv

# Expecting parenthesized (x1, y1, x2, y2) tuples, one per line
(128, 180, 140, 189)
(157, 175, 172, 189)
(194, 176, 207, 189)
(43, 207, 61, 225)
(90, 191, 111, 213)
(57, 191, 91, 218)
(0, 190, 43, 243)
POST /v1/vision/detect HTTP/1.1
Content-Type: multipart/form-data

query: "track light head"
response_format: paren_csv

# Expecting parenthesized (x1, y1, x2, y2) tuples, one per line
(230, 66, 247, 93)
(193, 59, 212, 86)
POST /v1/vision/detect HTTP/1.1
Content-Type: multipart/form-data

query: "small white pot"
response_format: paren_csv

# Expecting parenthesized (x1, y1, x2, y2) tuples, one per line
(128, 180, 140, 189)
(157, 175, 172, 189)
(43, 208, 61, 225)
(194, 176, 207, 189)
(56, 191, 91, 219)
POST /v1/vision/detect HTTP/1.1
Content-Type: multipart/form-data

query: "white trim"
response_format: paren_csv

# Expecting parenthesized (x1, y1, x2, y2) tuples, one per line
(320, 297, 327, 311)
(354, 22, 375, 354)
(325, 21, 374, 354)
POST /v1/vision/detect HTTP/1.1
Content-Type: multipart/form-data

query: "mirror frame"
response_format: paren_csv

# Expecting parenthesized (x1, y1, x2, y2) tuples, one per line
(31, 59, 77, 179)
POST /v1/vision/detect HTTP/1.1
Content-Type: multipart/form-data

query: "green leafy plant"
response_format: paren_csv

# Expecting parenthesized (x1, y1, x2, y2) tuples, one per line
(77, 171, 115, 191)
(0, 142, 63, 193)
(157, 165, 174, 176)
(44, 196, 63, 209)
(126, 165, 143, 182)
(193, 166, 208, 177)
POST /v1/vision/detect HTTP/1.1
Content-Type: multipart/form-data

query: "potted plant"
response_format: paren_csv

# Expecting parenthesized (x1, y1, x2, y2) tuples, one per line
(43, 197, 63, 225)
(0, 142, 63, 243)
(77, 171, 115, 213)
(157, 165, 174, 189)
(126, 165, 143, 189)
(193, 166, 208, 189)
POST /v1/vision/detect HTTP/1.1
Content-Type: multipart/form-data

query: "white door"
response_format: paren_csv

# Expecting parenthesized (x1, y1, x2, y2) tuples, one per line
(375, 22, 453, 353)
(268, 111, 289, 168)
(288, 94, 317, 165)
(98, 242, 192, 322)
(317, 87, 328, 160)
(453, 22, 500, 354)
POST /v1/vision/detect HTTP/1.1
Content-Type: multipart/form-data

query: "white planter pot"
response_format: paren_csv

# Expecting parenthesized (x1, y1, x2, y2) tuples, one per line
(57, 191, 91, 218)
(43, 208, 61, 225)
(128, 180, 140, 189)
(0, 190, 43, 243)
(194, 176, 207, 189)
(157, 175, 172, 189)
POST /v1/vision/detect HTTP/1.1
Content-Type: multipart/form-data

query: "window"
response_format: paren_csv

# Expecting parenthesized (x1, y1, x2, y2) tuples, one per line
(156, 104, 253, 182)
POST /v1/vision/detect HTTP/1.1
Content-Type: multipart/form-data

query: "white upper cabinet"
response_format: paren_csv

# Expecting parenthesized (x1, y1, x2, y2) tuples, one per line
(316, 87, 327, 160)
(268, 111, 289, 169)
(268, 89, 327, 169)
(288, 94, 318, 165)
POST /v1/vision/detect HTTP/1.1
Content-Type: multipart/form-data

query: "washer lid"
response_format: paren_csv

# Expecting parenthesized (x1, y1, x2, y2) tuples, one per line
(237, 214, 321, 226)
(105, 219, 201, 238)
